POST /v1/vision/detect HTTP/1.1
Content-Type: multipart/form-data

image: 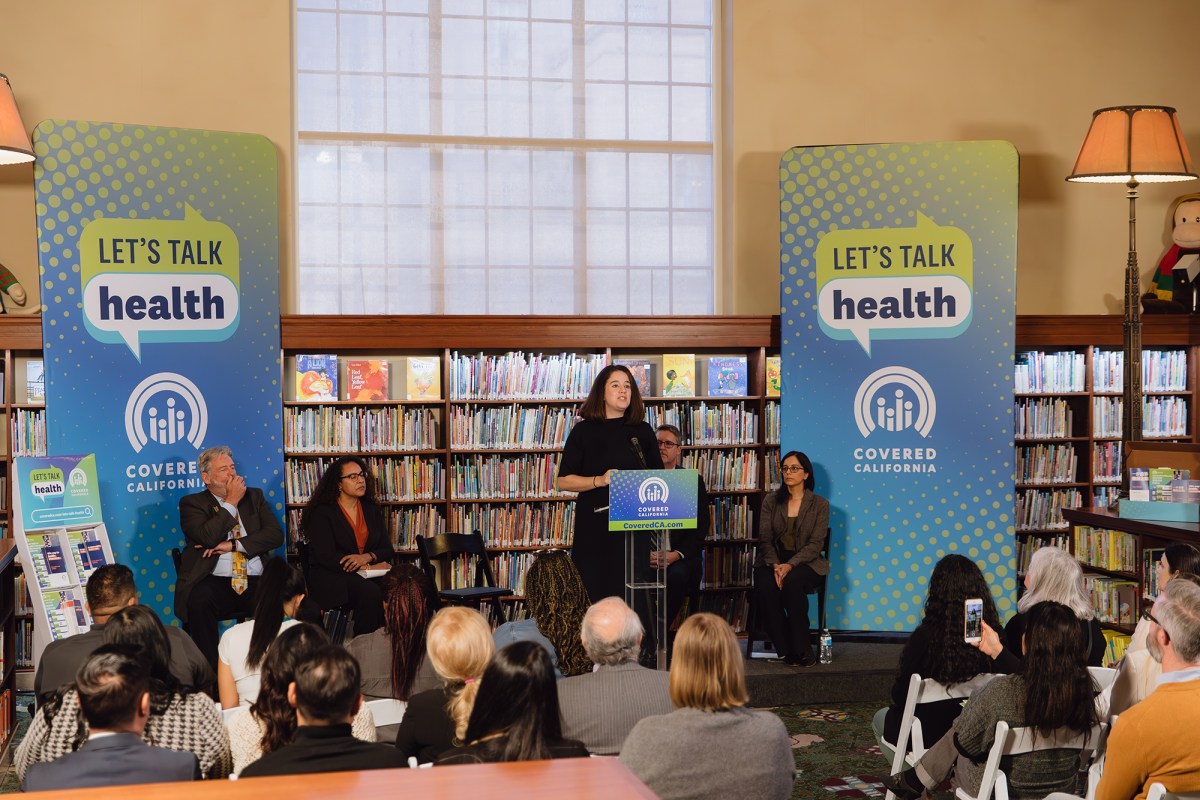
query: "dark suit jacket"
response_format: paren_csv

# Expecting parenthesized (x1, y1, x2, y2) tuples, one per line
(669, 469, 709, 563)
(239, 724, 408, 777)
(394, 685, 457, 764)
(557, 660, 674, 755)
(304, 500, 394, 610)
(176, 488, 284, 622)
(34, 621, 214, 707)
(21, 732, 199, 791)
(754, 489, 830, 574)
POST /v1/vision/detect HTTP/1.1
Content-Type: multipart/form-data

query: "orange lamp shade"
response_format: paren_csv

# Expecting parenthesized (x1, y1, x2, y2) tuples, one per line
(1067, 105, 1196, 184)
(0, 73, 34, 166)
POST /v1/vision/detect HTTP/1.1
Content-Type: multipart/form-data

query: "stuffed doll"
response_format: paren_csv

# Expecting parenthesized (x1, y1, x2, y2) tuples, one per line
(0, 261, 27, 313)
(1143, 193, 1200, 313)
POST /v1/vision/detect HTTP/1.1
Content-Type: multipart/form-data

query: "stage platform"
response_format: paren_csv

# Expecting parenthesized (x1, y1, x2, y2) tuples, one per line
(743, 638, 905, 707)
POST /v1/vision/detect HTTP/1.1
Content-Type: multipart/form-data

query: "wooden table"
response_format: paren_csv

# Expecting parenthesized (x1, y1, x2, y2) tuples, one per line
(21, 758, 659, 799)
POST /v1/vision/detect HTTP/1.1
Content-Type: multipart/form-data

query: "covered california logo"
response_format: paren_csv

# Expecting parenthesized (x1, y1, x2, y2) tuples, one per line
(78, 204, 241, 361)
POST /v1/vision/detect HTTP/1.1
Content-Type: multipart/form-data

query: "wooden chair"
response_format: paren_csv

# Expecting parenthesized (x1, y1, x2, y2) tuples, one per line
(882, 671, 1002, 800)
(416, 532, 512, 623)
(954, 720, 1107, 800)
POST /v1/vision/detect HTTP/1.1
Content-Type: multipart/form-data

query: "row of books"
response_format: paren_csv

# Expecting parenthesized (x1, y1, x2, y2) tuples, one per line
(284, 405, 440, 453)
(765, 400, 780, 444)
(1094, 486, 1120, 510)
(1103, 629, 1132, 668)
(449, 404, 576, 450)
(14, 617, 33, 669)
(283, 456, 446, 504)
(1014, 397, 1074, 440)
(1015, 444, 1078, 485)
(703, 547, 752, 588)
(1015, 488, 1081, 531)
(685, 449, 761, 492)
(449, 453, 570, 500)
(490, 551, 538, 596)
(1144, 548, 1169, 599)
(1093, 441, 1122, 484)
(390, 506, 447, 551)
(12, 408, 46, 457)
(0, 687, 12, 746)
(1014, 351, 1086, 393)
(1073, 526, 1138, 573)
(698, 591, 749, 632)
(449, 502, 575, 549)
(1094, 349, 1188, 393)
(295, 355, 442, 402)
(616, 356, 751, 398)
(644, 401, 760, 445)
(15, 571, 32, 614)
(1084, 576, 1137, 626)
(449, 351, 609, 400)
(1094, 396, 1189, 438)
(1015, 534, 1070, 572)
(710, 496, 753, 541)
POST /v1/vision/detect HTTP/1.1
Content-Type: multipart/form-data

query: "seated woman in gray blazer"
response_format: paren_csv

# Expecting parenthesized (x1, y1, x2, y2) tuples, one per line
(752, 450, 830, 666)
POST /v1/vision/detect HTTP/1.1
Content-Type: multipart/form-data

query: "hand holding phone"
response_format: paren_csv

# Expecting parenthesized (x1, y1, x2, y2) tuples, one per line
(964, 598, 983, 643)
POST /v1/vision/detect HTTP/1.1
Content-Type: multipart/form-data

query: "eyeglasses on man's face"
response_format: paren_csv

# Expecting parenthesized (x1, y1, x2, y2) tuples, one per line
(657, 440, 680, 450)
(1141, 607, 1160, 626)
(780, 465, 806, 474)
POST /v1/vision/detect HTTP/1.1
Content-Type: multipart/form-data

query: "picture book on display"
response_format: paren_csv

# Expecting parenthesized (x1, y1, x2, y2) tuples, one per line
(26, 359, 45, 403)
(707, 356, 748, 397)
(406, 356, 442, 400)
(766, 356, 782, 397)
(347, 360, 390, 402)
(662, 354, 696, 397)
(296, 354, 338, 401)
(616, 359, 653, 397)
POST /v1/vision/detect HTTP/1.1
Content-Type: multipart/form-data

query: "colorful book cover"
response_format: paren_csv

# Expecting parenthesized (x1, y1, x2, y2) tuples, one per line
(406, 356, 442, 400)
(68, 528, 109, 580)
(662, 354, 696, 397)
(296, 354, 338, 401)
(347, 359, 390, 402)
(616, 359, 653, 397)
(766, 356, 782, 397)
(707, 356, 748, 397)
(26, 359, 44, 403)
(29, 533, 71, 589)
(1129, 467, 1150, 502)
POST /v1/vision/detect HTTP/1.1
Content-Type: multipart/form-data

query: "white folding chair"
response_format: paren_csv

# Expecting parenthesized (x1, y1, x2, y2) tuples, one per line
(954, 720, 1107, 800)
(364, 697, 407, 727)
(1146, 783, 1200, 800)
(1088, 665, 1118, 692)
(883, 672, 1001, 800)
(222, 706, 240, 724)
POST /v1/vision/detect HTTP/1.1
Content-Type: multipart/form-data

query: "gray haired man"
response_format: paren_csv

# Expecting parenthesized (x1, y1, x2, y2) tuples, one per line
(557, 597, 674, 754)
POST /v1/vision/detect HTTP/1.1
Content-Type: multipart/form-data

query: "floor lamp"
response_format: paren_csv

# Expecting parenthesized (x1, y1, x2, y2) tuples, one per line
(1066, 106, 1196, 477)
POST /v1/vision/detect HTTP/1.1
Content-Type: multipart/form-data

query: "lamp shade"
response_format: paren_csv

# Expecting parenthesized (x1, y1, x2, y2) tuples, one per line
(0, 73, 34, 166)
(1067, 105, 1196, 184)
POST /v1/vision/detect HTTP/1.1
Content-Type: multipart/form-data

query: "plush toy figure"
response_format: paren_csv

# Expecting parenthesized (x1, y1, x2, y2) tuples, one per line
(0, 261, 27, 313)
(1144, 193, 1200, 313)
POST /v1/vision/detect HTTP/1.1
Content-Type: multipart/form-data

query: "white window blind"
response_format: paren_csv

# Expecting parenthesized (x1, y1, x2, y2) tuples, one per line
(295, 0, 715, 314)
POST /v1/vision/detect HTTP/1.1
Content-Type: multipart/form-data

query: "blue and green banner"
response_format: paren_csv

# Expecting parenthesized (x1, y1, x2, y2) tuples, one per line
(14, 454, 103, 530)
(779, 141, 1018, 630)
(609, 469, 700, 531)
(33, 121, 283, 620)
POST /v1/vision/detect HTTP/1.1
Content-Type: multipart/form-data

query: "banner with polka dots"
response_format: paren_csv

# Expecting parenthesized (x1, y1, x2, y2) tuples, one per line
(778, 141, 1018, 630)
(32, 121, 284, 623)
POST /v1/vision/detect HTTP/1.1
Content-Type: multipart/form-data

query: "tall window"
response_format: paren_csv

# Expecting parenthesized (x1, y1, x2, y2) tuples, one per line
(295, 0, 715, 314)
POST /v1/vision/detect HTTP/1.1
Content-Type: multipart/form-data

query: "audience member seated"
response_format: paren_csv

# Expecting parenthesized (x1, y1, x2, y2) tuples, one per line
(301, 455, 394, 637)
(23, 646, 200, 792)
(240, 645, 407, 777)
(394, 606, 494, 765)
(436, 640, 589, 764)
(620, 613, 795, 800)
(1096, 577, 1200, 800)
(227, 623, 377, 775)
(177, 445, 285, 669)
(493, 549, 591, 677)
(1107, 542, 1200, 715)
(873, 554, 1005, 755)
(884, 601, 1099, 800)
(17, 605, 232, 781)
(558, 597, 673, 755)
(35, 563, 213, 707)
(974, 546, 1106, 670)
(218, 556, 306, 708)
(346, 563, 441, 743)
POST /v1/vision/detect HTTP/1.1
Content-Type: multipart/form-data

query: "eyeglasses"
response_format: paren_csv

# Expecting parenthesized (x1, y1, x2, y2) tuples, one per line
(657, 440, 680, 449)
(780, 465, 806, 474)
(340, 472, 366, 481)
(1141, 607, 1160, 626)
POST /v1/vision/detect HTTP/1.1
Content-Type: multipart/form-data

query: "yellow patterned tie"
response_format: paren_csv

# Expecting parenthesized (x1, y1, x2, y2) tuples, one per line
(230, 519, 247, 595)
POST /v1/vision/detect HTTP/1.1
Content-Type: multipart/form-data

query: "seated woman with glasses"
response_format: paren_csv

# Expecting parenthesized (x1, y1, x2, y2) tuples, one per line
(752, 450, 829, 666)
(301, 455, 394, 635)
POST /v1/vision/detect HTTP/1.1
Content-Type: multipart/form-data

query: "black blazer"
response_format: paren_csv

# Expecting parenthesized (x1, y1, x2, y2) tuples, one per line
(22, 732, 199, 791)
(394, 685, 457, 765)
(304, 500, 394, 610)
(670, 469, 709, 563)
(176, 488, 285, 622)
(240, 724, 408, 777)
(754, 489, 830, 574)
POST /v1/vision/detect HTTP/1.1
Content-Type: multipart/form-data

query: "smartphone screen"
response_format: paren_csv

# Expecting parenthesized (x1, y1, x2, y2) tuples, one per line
(964, 598, 983, 643)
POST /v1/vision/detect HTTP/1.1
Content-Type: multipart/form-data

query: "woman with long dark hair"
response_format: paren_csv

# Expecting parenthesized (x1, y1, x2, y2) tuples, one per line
(557, 364, 662, 602)
(302, 455, 394, 635)
(884, 601, 1099, 800)
(16, 605, 232, 780)
(436, 640, 588, 764)
(493, 550, 592, 677)
(217, 555, 307, 708)
(226, 622, 377, 774)
(752, 449, 830, 666)
(873, 554, 1003, 751)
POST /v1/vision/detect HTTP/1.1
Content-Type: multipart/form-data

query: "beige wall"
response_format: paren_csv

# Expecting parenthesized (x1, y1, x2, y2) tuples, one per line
(0, 2, 1197, 316)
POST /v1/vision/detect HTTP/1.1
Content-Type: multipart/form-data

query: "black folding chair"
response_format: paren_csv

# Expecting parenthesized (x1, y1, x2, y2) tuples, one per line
(416, 532, 513, 624)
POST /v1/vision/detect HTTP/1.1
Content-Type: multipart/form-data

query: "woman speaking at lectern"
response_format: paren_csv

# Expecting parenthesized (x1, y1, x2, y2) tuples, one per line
(557, 365, 662, 602)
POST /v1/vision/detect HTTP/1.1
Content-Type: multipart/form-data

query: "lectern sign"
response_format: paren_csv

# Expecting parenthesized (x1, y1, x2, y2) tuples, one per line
(608, 469, 699, 531)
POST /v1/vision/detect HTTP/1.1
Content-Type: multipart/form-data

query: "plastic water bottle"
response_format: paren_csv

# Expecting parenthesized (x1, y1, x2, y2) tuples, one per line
(819, 629, 832, 664)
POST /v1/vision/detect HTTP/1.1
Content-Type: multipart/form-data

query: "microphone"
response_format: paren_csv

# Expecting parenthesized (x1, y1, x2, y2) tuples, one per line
(630, 437, 647, 468)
